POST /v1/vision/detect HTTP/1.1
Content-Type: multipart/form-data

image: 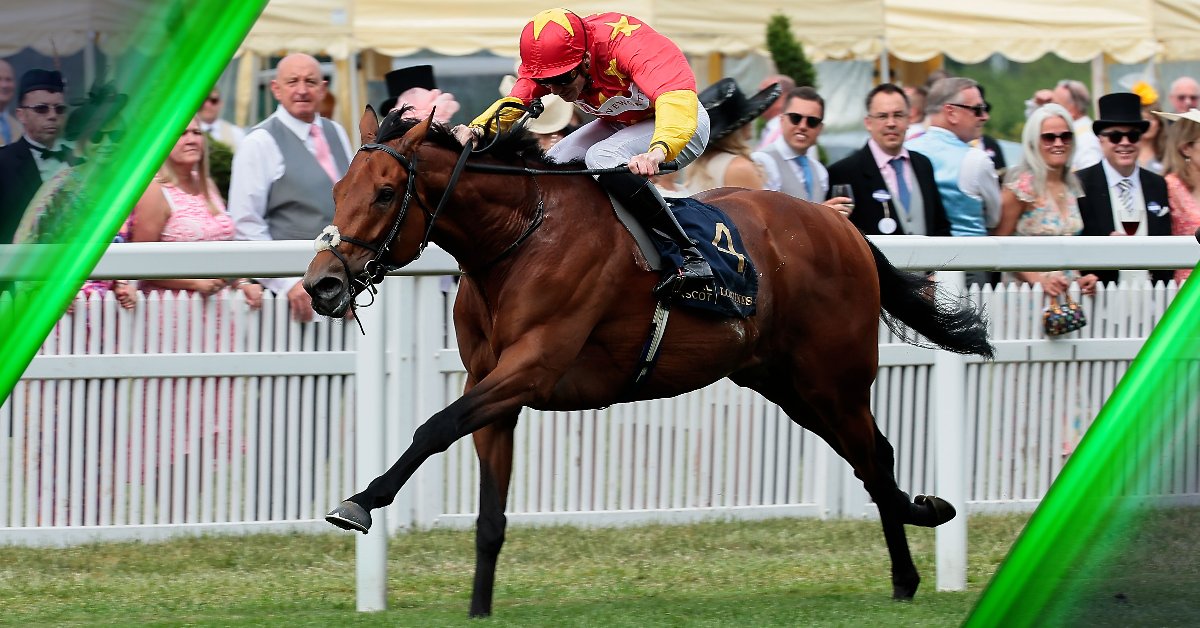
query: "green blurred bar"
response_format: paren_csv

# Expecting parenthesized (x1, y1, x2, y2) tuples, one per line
(967, 271, 1200, 626)
(0, 1, 267, 402)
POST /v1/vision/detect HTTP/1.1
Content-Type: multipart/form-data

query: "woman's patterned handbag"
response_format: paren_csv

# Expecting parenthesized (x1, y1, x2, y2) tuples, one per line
(1043, 294, 1087, 336)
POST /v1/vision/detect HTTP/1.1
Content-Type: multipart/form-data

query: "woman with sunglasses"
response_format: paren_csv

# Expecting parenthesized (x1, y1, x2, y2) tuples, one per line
(451, 8, 712, 297)
(994, 103, 1098, 297)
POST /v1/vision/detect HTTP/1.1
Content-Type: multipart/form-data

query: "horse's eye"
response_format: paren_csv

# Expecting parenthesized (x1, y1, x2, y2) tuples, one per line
(376, 188, 395, 205)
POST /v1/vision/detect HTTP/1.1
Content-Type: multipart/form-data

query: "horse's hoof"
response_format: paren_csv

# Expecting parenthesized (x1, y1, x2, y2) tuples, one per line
(892, 574, 920, 600)
(912, 494, 956, 527)
(326, 500, 371, 533)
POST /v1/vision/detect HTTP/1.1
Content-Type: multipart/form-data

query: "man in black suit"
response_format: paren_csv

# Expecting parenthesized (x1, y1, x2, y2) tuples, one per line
(0, 69, 70, 244)
(827, 83, 949, 236)
(1076, 92, 1173, 285)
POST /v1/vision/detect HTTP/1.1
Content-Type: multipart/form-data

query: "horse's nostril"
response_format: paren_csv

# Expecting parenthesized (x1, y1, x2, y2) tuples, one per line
(314, 276, 345, 300)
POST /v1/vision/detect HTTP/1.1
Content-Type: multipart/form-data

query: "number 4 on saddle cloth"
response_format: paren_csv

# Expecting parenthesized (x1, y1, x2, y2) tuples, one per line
(617, 196, 759, 319)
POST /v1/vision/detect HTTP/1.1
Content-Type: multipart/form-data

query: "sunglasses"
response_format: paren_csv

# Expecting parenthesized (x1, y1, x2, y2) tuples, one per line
(206, 96, 221, 104)
(1099, 129, 1143, 144)
(947, 102, 991, 117)
(783, 112, 823, 127)
(533, 65, 583, 88)
(1040, 131, 1074, 144)
(20, 104, 68, 115)
(92, 129, 124, 143)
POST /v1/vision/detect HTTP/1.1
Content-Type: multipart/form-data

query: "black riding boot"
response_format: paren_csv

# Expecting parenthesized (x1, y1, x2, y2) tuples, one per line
(599, 172, 714, 297)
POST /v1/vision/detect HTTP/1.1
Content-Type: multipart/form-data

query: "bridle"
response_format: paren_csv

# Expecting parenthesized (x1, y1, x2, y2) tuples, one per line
(315, 139, 471, 314)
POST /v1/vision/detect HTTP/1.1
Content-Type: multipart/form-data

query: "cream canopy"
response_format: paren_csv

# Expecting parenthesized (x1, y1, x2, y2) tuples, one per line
(237, 0, 1200, 63)
(5, 2, 1196, 64)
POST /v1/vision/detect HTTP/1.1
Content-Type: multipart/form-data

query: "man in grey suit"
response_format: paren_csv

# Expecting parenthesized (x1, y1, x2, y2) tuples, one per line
(228, 53, 353, 321)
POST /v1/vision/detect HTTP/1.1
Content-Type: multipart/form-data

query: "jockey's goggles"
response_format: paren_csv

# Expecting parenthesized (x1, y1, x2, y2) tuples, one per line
(533, 64, 583, 88)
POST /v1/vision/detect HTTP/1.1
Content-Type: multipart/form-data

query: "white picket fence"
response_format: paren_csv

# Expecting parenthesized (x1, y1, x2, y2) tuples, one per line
(0, 237, 1198, 552)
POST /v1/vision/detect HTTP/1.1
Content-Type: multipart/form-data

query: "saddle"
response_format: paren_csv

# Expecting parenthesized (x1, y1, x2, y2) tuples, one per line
(608, 194, 758, 319)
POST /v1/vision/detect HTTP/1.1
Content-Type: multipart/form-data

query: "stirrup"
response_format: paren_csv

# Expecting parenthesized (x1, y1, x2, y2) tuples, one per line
(653, 258, 713, 297)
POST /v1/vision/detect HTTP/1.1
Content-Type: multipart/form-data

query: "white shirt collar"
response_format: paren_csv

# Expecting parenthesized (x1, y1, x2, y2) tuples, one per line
(273, 104, 324, 140)
(1101, 158, 1140, 189)
(770, 136, 805, 160)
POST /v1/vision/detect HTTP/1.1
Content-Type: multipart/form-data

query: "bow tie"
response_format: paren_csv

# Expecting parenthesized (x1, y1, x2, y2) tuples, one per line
(34, 145, 74, 164)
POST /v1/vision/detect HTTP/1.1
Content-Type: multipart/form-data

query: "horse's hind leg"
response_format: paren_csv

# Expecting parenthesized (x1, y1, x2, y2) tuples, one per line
(746, 378, 929, 599)
(469, 414, 518, 618)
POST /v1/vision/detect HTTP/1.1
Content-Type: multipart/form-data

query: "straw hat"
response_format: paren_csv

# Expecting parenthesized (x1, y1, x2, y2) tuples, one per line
(499, 75, 574, 135)
(1152, 108, 1200, 125)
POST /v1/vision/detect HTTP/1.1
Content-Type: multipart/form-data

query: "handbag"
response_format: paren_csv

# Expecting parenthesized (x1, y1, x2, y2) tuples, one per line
(1043, 294, 1087, 336)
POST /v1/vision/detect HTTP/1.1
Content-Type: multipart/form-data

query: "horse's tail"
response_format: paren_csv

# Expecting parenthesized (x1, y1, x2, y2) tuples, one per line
(867, 238, 995, 359)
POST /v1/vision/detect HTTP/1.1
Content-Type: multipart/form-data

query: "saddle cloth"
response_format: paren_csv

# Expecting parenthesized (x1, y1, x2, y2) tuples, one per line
(611, 196, 758, 319)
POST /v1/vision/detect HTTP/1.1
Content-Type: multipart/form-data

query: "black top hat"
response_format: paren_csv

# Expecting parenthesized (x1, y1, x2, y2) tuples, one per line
(380, 65, 437, 113)
(1093, 92, 1150, 135)
(700, 78, 782, 143)
(19, 69, 65, 99)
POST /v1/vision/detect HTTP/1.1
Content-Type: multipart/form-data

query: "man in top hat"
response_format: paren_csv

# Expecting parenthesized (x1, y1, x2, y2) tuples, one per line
(0, 68, 71, 244)
(828, 83, 949, 236)
(378, 64, 460, 123)
(1076, 92, 1174, 286)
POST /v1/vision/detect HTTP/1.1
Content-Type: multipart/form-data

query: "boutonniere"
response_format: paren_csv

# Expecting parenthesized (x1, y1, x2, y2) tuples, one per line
(1147, 202, 1168, 217)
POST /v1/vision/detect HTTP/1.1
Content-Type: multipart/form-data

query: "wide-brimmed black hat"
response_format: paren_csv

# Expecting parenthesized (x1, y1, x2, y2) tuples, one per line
(380, 64, 436, 113)
(700, 78, 782, 143)
(64, 80, 128, 142)
(1093, 92, 1150, 134)
(19, 69, 64, 98)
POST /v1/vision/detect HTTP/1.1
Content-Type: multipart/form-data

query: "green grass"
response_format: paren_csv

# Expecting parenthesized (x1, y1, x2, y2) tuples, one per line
(5, 508, 1195, 626)
(0, 508, 1191, 626)
(0, 513, 1032, 627)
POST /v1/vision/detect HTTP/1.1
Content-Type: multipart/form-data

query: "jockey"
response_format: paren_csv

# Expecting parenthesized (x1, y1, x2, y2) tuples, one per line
(452, 8, 713, 297)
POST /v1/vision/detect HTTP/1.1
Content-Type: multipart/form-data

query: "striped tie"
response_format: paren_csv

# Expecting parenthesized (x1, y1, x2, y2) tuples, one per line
(1117, 178, 1136, 216)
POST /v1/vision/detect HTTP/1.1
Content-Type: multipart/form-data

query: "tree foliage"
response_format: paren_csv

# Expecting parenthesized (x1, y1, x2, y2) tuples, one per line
(766, 14, 816, 89)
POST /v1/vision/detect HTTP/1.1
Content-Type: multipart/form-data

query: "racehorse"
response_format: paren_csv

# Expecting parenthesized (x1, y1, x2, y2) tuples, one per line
(303, 106, 994, 617)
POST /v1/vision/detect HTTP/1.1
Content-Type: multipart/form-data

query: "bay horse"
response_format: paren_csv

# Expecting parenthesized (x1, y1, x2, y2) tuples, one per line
(303, 107, 994, 617)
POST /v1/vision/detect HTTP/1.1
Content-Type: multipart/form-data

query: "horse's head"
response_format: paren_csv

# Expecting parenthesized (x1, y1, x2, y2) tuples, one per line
(304, 106, 440, 317)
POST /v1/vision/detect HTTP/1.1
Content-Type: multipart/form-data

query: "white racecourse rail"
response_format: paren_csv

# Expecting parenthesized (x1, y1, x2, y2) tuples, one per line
(1, 236, 1198, 598)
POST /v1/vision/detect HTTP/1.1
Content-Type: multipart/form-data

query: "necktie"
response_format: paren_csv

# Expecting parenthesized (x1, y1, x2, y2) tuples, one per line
(0, 115, 10, 144)
(795, 155, 815, 200)
(310, 123, 339, 183)
(889, 157, 911, 210)
(1117, 178, 1136, 216)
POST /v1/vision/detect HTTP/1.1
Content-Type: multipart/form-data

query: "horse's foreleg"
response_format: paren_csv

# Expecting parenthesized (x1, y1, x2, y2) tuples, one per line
(469, 416, 517, 618)
(329, 333, 587, 532)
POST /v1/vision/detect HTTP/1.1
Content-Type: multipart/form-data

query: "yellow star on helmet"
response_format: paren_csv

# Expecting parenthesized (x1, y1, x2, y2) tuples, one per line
(532, 8, 576, 39)
(605, 15, 641, 40)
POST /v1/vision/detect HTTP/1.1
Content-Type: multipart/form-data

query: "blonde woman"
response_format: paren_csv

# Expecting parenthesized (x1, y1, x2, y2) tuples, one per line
(1154, 109, 1200, 283)
(687, 79, 780, 193)
(995, 103, 1097, 296)
(129, 116, 261, 307)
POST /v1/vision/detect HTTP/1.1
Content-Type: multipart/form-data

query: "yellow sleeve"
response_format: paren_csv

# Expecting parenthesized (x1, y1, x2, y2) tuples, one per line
(649, 89, 700, 161)
(469, 97, 530, 135)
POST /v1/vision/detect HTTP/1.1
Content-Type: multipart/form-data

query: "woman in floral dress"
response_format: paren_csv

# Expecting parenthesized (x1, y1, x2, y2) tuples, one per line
(995, 104, 1099, 296)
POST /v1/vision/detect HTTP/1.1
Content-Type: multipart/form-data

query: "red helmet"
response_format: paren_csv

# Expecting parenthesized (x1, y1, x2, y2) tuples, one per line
(518, 9, 587, 79)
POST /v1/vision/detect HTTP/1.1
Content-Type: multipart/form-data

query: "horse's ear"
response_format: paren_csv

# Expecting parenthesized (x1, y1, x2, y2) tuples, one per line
(360, 105, 379, 144)
(398, 109, 435, 151)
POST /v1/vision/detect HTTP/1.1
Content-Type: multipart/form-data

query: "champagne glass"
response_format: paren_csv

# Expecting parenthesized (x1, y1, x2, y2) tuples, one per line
(830, 184, 855, 212)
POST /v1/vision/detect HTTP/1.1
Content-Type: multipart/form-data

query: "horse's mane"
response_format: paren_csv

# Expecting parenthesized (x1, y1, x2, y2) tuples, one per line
(376, 105, 565, 168)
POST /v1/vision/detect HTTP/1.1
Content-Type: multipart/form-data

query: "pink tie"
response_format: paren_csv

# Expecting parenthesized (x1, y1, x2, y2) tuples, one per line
(310, 123, 339, 183)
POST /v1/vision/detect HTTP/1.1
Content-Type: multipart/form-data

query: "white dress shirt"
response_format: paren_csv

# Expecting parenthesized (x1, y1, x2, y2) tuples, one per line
(24, 135, 71, 182)
(957, 141, 1002, 229)
(1071, 116, 1103, 171)
(752, 137, 829, 201)
(1100, 159, 1151, 284)
(228, 106, 353, 294)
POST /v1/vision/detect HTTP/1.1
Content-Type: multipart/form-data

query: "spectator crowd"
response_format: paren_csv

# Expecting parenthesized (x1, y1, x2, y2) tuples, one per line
(2, 21, 1198, 316)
